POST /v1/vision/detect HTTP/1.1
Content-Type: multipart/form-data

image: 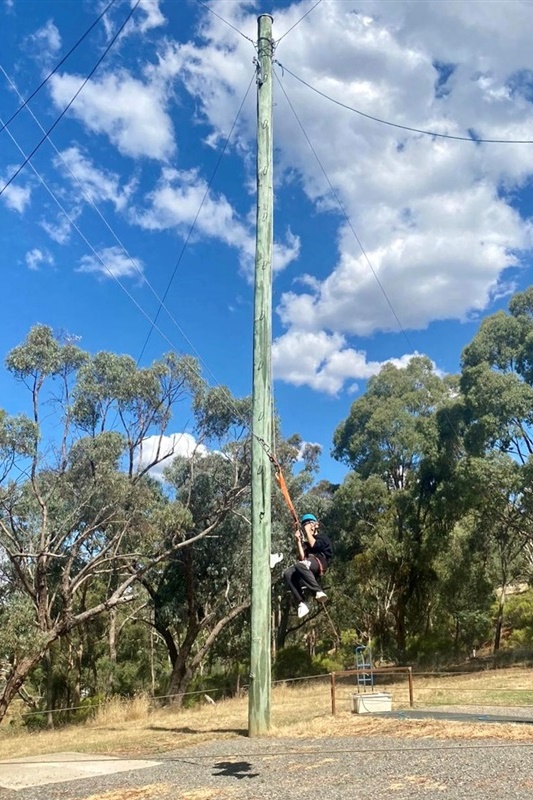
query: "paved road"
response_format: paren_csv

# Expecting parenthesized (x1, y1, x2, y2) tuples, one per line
(2, 735, 533, 800)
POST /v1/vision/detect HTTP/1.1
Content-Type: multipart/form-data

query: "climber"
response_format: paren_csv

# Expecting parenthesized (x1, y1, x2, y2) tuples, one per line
(283, 513, 333, 619)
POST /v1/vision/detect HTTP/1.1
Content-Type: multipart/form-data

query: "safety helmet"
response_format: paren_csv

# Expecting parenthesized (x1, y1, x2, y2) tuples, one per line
(300, 513, 317, 524)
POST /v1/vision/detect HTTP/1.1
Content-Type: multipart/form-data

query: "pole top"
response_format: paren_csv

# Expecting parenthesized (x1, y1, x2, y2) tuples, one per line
(257, 13, 274, 23)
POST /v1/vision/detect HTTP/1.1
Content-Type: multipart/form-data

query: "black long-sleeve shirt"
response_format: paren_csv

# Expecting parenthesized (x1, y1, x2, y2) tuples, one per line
(306, 532, 333, 571)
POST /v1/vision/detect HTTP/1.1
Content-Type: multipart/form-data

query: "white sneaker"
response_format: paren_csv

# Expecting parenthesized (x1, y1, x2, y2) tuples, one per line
(270, 552, 284, 569)
(297, 602, 310, 619)
(315, 591, 328, 603)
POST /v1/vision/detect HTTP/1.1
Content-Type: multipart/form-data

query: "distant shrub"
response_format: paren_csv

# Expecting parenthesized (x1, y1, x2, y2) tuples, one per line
(273, 646, 316, 680)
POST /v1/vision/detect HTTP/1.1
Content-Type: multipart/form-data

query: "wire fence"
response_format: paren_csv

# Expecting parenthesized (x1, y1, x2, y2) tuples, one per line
(10, 667, 533, 723)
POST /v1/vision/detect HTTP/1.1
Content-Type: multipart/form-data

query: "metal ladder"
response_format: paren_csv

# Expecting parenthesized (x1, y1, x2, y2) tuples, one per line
(354, 644, 374, 692)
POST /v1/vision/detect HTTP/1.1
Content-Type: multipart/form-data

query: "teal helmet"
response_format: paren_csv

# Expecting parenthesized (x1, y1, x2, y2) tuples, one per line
(300, 513, 317, 524)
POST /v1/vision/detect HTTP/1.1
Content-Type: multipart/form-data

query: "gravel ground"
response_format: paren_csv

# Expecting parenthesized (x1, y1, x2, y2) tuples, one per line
(3, 733, 533, 800)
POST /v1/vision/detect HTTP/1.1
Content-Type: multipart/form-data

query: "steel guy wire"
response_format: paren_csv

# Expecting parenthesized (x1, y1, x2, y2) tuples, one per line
(0, 0, 141, 200)
(0, 113, 185, 361)
(0, 0, 117, 137)
(2, 75, 263, 452)
(193, 0, 256, 46)
(136, 70, 256, 368)
(276, 62, 533, 145)
(274, 0, 325, 47)
(0, 61, 247, 384)
(129, 65, 260, 483)
(273, 66, 416, 351)
(273, 66, 463, 441)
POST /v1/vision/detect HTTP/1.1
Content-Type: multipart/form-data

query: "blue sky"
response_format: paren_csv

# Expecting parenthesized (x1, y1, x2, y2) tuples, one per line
(1, 0, 533, 485)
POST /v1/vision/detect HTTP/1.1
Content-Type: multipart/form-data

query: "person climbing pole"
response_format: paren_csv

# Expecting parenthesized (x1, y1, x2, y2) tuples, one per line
(283, 513, 333, 619)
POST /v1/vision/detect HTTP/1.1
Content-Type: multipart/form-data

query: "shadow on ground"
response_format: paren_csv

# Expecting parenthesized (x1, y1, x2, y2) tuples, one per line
(148, 725, 248, 736)
(212, 760, 260, 779)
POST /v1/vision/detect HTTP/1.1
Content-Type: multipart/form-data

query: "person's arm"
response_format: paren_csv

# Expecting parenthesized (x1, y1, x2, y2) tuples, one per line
(304, 524, 318, 549)
(295, 529, 305, 560)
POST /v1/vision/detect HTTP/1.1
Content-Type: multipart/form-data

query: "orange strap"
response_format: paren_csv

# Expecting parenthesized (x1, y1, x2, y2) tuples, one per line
(275, 465, 299, 527)
(257, 437, 300, 530)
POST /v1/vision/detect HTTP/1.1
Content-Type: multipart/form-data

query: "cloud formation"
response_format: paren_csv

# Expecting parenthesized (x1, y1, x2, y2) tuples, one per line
(1, 180, 31, 213)
(55, 147, 137, 211)
(272, 329, 426, 395)
(132, 167, 300, 276)
(49, 70, 176, 160)
(29, 19, 61, 56)
(134, 432, 207, 481)
(77, 245, 144, 280)
(168, 0, 533, 392)
(25, 248, 54, 270)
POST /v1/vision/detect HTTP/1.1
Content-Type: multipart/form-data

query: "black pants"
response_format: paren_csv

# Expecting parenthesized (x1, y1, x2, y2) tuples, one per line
(284, 559, 322, 604)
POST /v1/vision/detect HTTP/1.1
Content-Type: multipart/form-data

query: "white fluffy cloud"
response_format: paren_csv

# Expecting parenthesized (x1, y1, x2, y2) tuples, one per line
(30, 20, 61, 55)
(77, 245, 143, 280)
(48, 71, 175, 160)
(134, 0, 166, 34)
(273, 330, 377, 395)
(25, 248, 54, 270)
(55, 146, 137, 211)
(134, 432, 207, 481)
(132, 167, 300, 275)
(41, 211, 73, 244)
(169, 0, 533, 392)
(278, 185, 531, 337)
(272, 329, 426, 395)
(1, 181, 31, 213)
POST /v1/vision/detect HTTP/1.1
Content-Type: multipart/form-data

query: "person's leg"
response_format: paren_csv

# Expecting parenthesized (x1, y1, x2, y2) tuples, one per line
(294, 560, 322, 596)
(283, 565, 304, 603)
(284, 565, 310, 617)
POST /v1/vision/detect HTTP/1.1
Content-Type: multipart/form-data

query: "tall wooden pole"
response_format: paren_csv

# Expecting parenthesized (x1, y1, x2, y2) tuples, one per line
(248, 12, 274, 738)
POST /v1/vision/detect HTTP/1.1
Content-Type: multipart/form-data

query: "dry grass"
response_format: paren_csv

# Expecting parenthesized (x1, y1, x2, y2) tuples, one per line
(2, 668, 533, 760)
(81, 787, 236, 800)
(82, 786, 174, 800)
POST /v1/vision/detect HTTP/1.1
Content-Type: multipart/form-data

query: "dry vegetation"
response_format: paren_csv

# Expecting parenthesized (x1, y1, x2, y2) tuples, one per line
(2, 668, 533, 760)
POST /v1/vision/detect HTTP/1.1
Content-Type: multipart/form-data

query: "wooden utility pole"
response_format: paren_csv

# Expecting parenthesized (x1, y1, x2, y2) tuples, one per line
(249, 12, 274, 738)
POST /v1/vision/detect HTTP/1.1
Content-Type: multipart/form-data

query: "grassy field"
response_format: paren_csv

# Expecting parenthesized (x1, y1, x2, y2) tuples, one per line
(2, 667, 533, 760)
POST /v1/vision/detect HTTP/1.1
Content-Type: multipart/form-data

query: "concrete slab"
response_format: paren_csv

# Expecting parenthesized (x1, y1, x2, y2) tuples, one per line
(0, 751, 161, 790)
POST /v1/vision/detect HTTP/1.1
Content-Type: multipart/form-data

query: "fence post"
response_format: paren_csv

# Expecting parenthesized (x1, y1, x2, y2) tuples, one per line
(408, 667, 414, 707)
(330, 672, 336, 716)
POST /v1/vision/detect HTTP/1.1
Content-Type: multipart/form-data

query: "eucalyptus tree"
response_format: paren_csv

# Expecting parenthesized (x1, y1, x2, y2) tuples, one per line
(139, 404, 322, 700)
(462, 455, 533, 651)
(139, 387, 252, 704)
(460, 287, 533, 460)
(332, 356, 461, 657)
(0, 325, 238, 722)
(459, 287, 533, 641)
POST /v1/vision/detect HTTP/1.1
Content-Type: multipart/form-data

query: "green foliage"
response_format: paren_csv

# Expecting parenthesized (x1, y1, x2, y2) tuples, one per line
(311, 652, 345, 673)
(182, 668, 245, 707)
(6, 324, 87, 381)
(0, 594, 48, 661)
(504, 590, 533, 648)
(461, 288, 533, 459)
(273, 646, 316, 680)
(9, 291, 533, 718)
(0, 325, 224, 721)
